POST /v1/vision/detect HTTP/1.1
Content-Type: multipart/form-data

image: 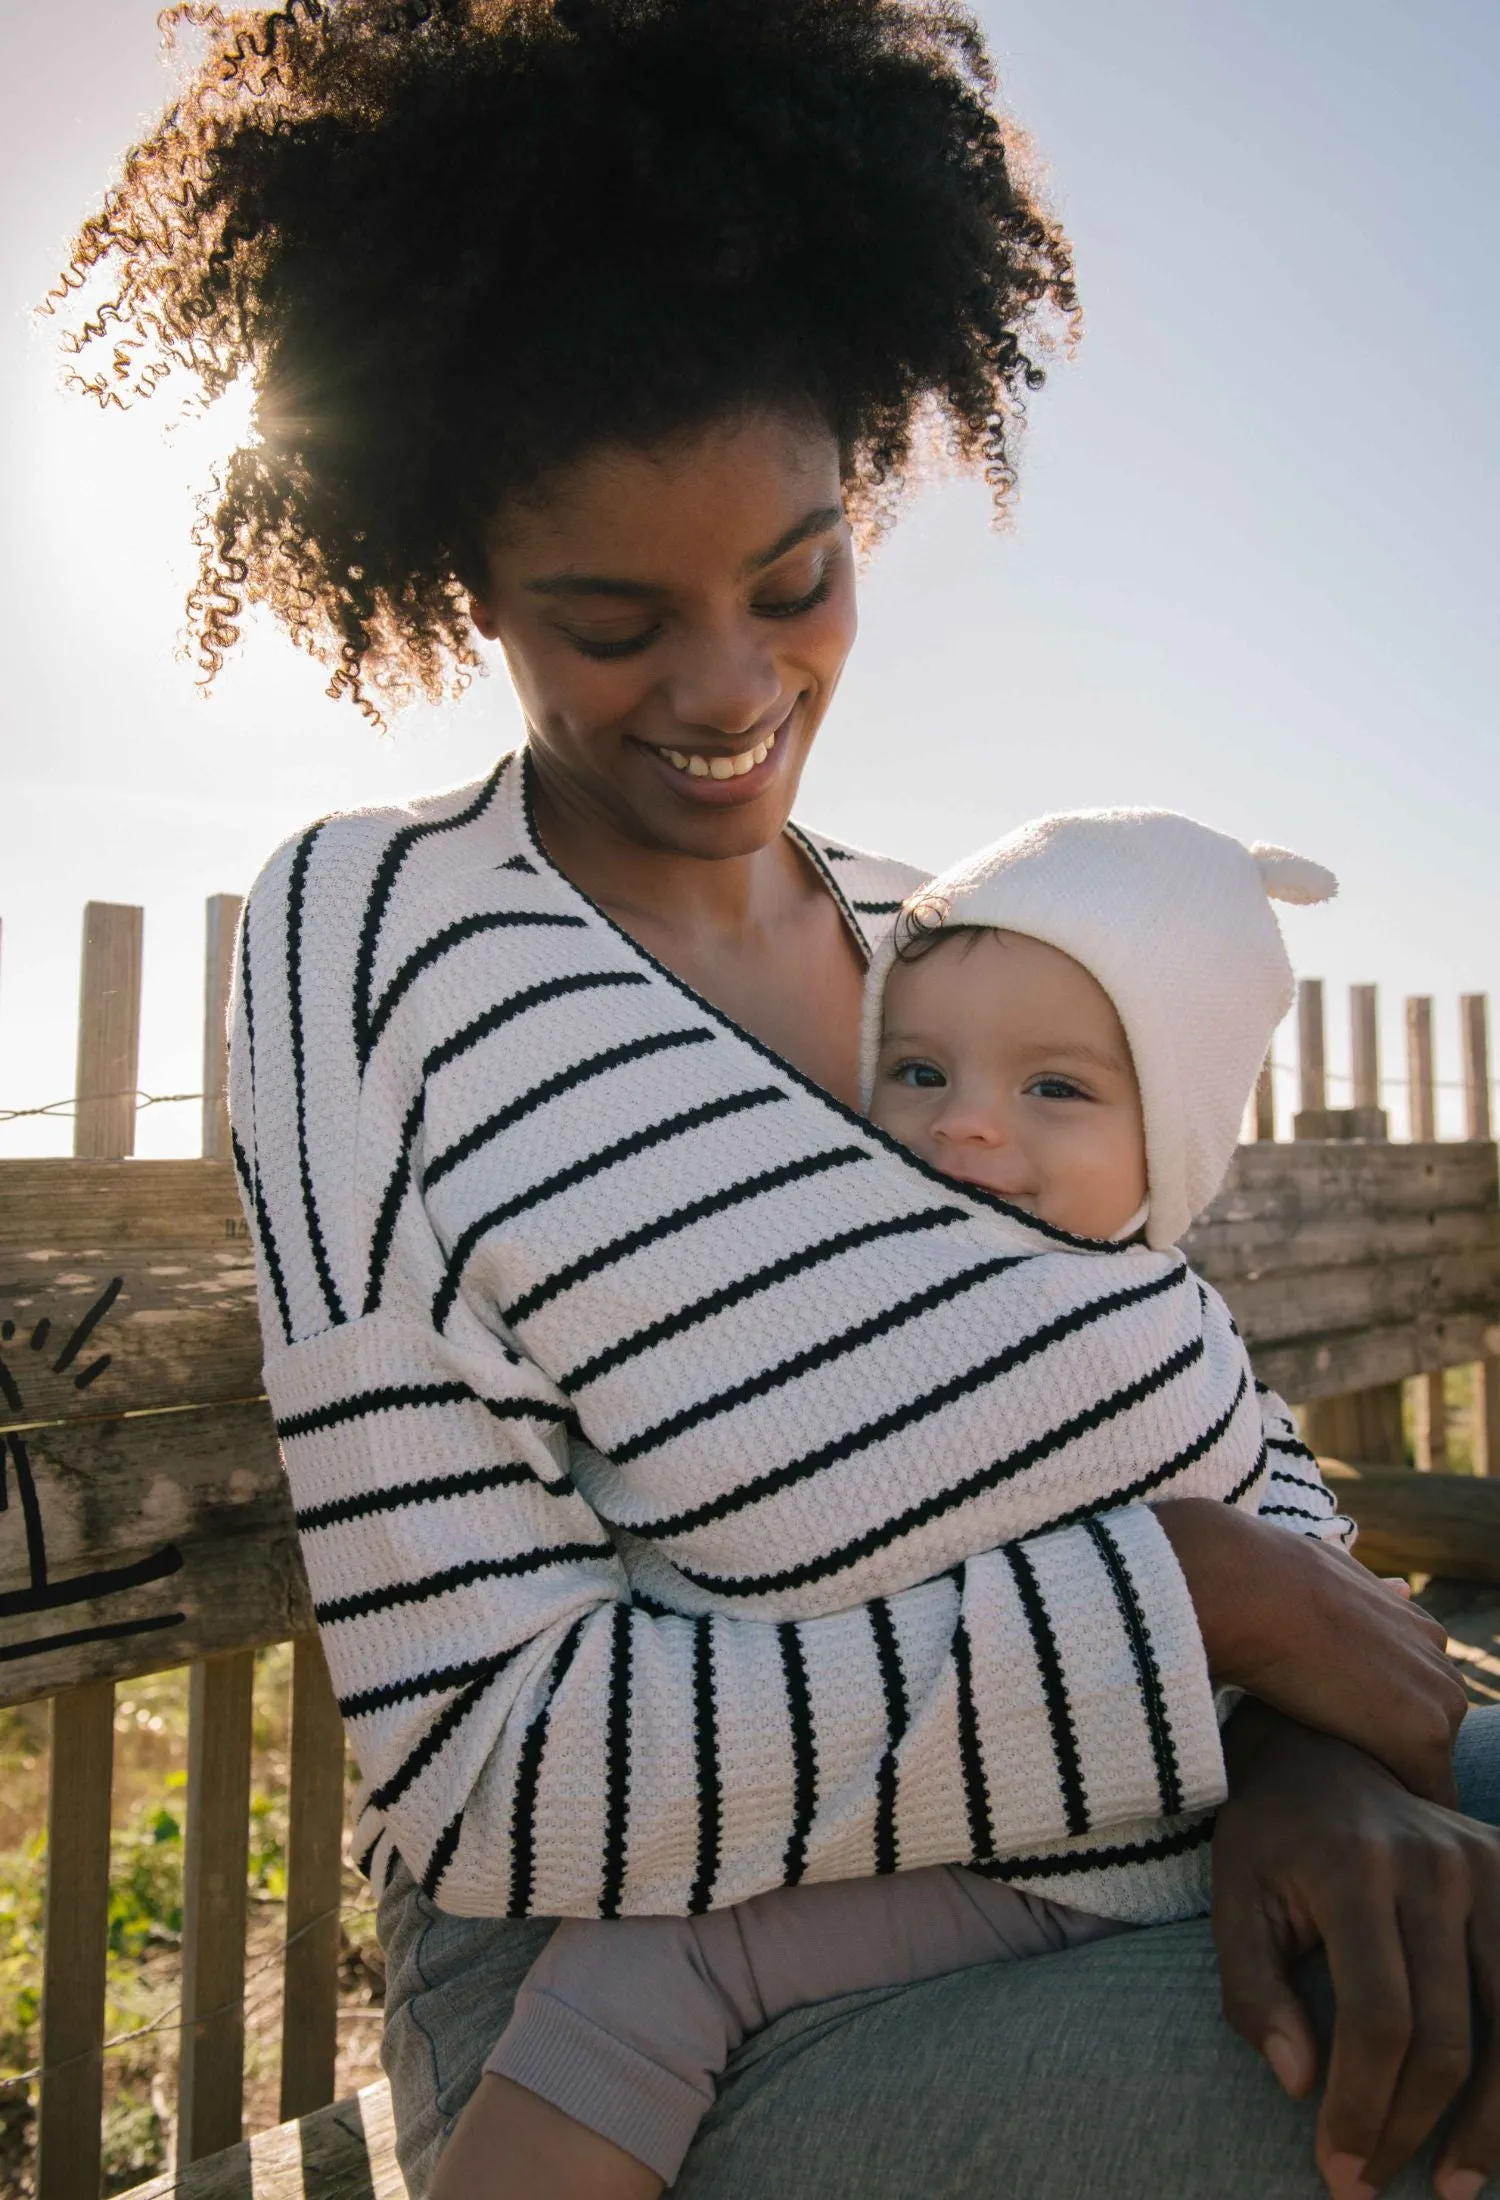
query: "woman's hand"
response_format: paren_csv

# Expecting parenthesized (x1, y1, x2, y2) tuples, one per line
(1154, 1497, 1468, 1803)
(1214, 1704, 1500, 2200)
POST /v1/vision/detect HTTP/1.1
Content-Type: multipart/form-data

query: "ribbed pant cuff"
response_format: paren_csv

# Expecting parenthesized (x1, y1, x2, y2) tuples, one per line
(485, 1983, 712, 2185)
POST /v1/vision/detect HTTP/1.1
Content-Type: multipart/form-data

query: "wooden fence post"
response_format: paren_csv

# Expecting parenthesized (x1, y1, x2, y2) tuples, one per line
(39, 904, 143, 2200)
(1464, 996, 1500, 1478)
(200, 894, 242, 1170)
(1301, 983, 1406, 1465)
(1351, 985, 1380, 1116)
(1252, 1053, 1276, 1143)
(178, 893, 255, 2166)
(178, 1655, 255, 2161)
(1295, 979, 1325, 1129)
(279, 1634, 346, 2121)
(1406, 997, 1447, 1473)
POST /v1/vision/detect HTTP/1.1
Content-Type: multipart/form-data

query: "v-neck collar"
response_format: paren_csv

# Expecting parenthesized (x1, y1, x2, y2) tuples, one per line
(502, 747, 1128, 1258)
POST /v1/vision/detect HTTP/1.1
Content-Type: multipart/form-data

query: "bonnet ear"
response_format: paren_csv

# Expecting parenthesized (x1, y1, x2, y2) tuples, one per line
(1249, 844, 1339, 907)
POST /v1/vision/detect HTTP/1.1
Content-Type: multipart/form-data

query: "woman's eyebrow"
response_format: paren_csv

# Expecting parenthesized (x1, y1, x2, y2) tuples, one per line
(524, 505, 843, 599)
(741, 504, 843, 574)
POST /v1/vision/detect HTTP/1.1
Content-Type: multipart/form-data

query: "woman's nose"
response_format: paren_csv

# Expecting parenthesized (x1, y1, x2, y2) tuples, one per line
(665, 623, 783, 740)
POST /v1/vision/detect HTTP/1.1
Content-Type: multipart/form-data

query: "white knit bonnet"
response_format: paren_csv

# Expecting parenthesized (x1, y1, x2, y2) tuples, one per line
(858, 809, 1337, 1249)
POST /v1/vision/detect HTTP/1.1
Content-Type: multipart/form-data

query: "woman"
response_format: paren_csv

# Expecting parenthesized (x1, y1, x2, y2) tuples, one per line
(59, 4, 1500, 2195)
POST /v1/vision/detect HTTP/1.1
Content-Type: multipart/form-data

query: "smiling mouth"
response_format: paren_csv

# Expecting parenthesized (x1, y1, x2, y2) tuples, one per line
(654, 724, 780, 781)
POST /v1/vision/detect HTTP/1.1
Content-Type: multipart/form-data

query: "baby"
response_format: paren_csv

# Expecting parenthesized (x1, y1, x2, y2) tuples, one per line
(437, 809, 1350, 2200)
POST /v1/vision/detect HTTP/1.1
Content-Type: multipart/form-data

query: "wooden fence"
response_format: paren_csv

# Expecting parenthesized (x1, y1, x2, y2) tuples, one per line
(1, 901, 345, 2200)
(1, 897, 1499, 2197)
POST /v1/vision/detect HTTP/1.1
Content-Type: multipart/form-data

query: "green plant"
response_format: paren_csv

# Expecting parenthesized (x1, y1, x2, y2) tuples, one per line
(108, 1783, 185, 1960)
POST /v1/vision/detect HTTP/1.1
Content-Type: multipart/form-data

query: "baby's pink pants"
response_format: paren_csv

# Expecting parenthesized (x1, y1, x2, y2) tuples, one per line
(485, 1866, 1127, 2182)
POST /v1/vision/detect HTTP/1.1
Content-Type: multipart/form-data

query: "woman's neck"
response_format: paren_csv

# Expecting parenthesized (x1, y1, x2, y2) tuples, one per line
(527, 755, 867, 1106)
(529, 765, 812, 954)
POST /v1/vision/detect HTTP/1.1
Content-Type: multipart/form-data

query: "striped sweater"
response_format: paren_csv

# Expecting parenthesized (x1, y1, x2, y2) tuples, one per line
(229, 748, 1351, 1926)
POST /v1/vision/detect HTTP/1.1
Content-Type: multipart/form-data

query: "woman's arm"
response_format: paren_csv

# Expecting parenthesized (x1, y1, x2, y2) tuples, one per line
(1155, 1494, 1467, 1804)
(1213, 1706, 1500, 2200)
(262, 1297, 1227, 1916)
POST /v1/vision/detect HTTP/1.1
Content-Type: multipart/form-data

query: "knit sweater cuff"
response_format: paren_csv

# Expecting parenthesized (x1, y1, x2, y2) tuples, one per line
(1083, 1503, 1227, 1826)
(959, 1504, 1225, 1857)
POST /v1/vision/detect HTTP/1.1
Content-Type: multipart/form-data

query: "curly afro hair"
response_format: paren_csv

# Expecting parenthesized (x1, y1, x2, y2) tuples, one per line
(50, 0, 1078, 720)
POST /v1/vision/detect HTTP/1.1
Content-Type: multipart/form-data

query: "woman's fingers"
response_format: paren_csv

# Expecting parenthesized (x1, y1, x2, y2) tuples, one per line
(1358, 1866, 1474, 2189)
(1213, 1880, 1319, 2099)
(1315, 1886, 1416, 2191)
(1215, 1712, 1500, 2198)
(1434, 1899, 1500, 2200)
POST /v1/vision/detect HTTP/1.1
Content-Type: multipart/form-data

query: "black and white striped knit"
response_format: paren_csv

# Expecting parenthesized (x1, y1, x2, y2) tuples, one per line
(229, 748, 1351, 1927)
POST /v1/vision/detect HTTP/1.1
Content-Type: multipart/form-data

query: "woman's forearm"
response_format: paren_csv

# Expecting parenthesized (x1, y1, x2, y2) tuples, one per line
(1154, 1496, 1465, 1803)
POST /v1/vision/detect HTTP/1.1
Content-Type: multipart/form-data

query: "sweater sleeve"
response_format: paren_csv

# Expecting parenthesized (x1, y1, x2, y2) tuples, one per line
(1252, 1384, 1357, 1549)
(229, 830, 1226, 1920)
(258, 1302, 1225, 1918)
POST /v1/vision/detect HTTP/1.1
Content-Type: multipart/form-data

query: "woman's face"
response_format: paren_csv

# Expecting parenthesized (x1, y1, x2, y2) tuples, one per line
(472, 409, 857, 860)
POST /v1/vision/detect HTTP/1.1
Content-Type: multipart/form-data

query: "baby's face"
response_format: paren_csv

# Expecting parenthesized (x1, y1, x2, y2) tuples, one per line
(871, 930, 1148, 1240)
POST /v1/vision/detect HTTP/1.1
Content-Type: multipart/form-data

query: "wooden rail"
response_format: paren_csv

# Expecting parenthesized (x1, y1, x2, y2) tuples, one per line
(3, 911, 1500, 2197)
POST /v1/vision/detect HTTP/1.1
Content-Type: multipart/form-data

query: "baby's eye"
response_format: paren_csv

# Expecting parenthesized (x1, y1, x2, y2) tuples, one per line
(893, 1060, 946, 1089)
(1027, 1075, 1090, 1102)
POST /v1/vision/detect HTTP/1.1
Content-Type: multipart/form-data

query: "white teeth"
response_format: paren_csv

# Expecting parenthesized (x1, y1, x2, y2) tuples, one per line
(658, 723, 780, 780)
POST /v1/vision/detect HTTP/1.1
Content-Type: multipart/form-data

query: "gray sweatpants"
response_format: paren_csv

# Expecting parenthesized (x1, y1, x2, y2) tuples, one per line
(483, 1867, 1126, 2182)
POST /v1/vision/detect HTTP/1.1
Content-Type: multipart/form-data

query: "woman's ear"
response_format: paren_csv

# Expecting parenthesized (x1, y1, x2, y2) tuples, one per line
(469, 589, 502, 641)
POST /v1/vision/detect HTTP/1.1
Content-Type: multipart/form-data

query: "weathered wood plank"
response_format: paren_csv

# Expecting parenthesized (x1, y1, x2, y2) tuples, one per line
(1297, 977, 1325, 1119)
(1220, 1245, 1500, 1353)
(1253, 1307, 1500, 1404)
(1478, 1360, 1500, 1482)
(1413, 1369, 1448, 1473)
(1183, 1144, 1500, 1398)
(74, 903, 142, 1161)
(38, 1680, 114, 2200)
(119, 2079, 408, 2200)
(1304, 1385, 1406, 1468)
(0, 1402, 308, 1707)
(180, 1651, 256, 2162)
(1184, 1141, 1499, 1277)
(1464, 996, 1493, 1145)
(0, 1159, 260, 1429)
(202, 896, 243, 1167)
(1405, 1005, 1448, 1469)
(1325, 1462, 1500, 1583)
(1462, 997, 1498, 1476)
(0, 1159, 248, 1249)
(281, 1636, 347, 2123)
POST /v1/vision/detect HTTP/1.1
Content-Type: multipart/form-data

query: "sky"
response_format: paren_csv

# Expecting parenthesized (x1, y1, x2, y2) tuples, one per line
(1, 0, 1496, 1155)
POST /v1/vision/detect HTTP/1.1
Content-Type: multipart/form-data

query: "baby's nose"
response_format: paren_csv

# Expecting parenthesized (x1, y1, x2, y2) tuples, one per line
(932, 1098, 1011, 1146)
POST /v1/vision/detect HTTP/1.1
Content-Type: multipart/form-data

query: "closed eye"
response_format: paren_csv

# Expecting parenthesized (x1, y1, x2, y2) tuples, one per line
(561, 623, 663, 661)
(754, 571, 834, 621)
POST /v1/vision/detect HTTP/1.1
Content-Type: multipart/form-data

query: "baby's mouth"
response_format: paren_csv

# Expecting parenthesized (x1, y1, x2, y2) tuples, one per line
(943, 1166, 1038, 1210)
(654, 725, 779, 781)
